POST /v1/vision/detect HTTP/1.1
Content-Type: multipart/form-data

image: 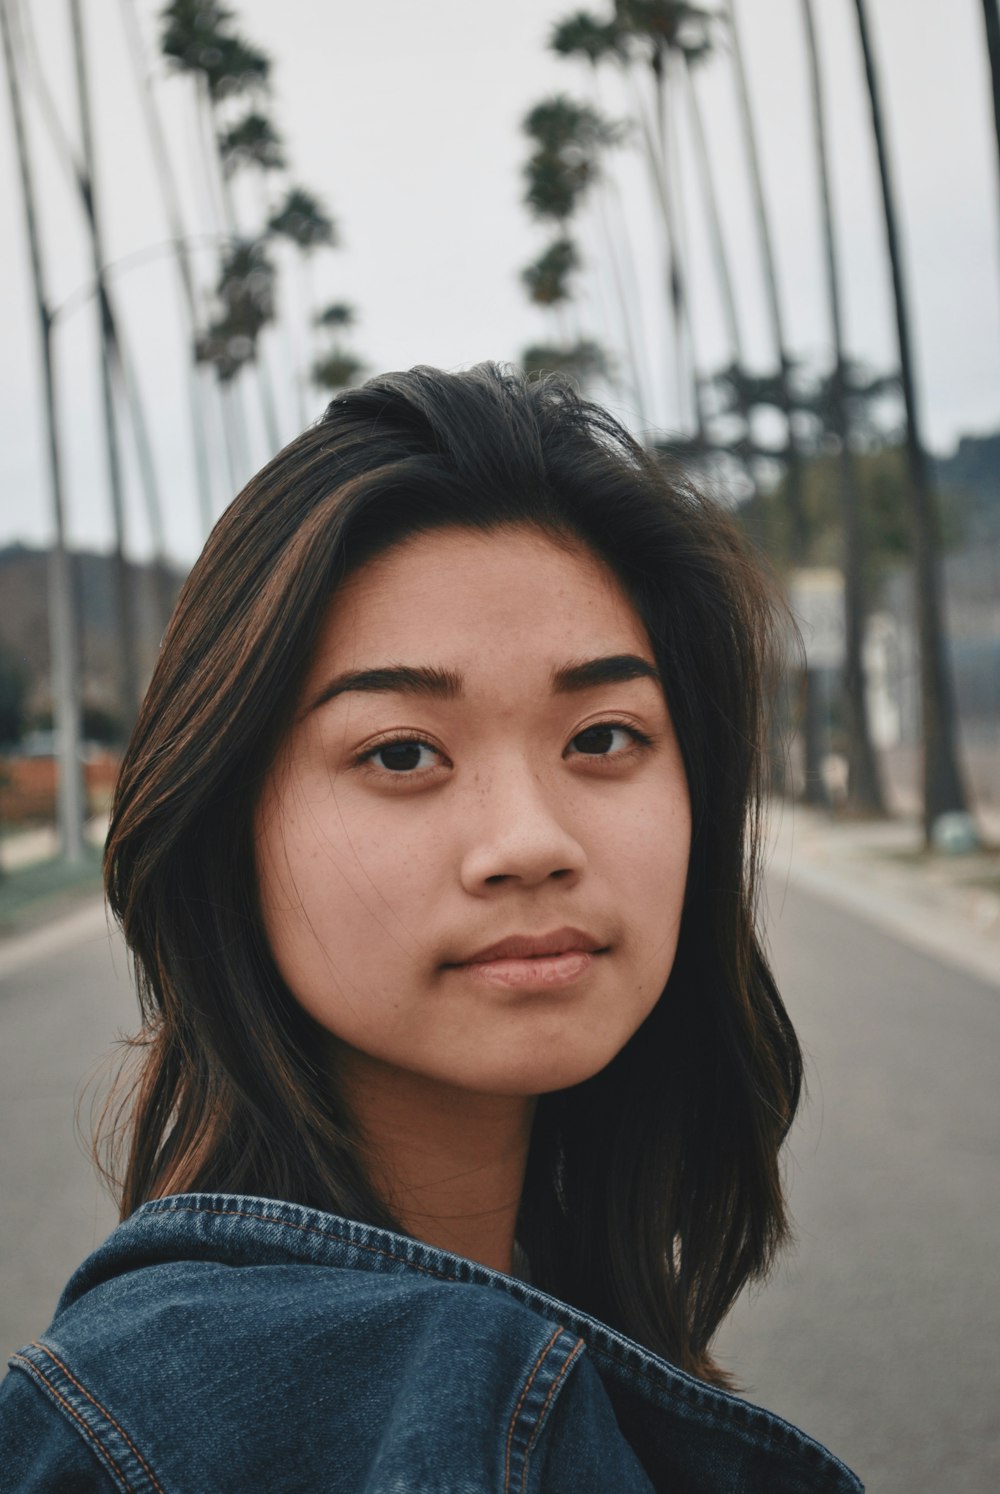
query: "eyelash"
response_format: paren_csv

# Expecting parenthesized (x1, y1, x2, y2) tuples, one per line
(352, 721, 655, 780)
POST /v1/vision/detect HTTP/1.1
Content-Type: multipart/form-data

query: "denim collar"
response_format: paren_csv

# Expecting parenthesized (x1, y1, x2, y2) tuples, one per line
(59, 1192, 862, 1493)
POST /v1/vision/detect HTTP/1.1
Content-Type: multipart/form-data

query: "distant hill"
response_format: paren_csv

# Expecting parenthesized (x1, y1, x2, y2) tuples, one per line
(0, 544, 187, 722)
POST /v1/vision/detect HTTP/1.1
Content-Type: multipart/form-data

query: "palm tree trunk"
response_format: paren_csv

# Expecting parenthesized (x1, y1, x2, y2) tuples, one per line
(118, 0, 216, 536)
(801, 0, 885, 814)
(633, 49, 707, 444)
(201, 86, 282, 458)
(1, 0, 85, 861)
(68, 0, 143, 731)
(982, 0, 1000, 236)
(682, 57, 742, 367)
(852, 0, 970, 839)
(725, 0, 807, 560)
(20, 0, 177, 629)
(681, 54, 759, 498)
(587, 63, 656, 421)
(727, 0, 821, 803)
(109, 333, 177, 626)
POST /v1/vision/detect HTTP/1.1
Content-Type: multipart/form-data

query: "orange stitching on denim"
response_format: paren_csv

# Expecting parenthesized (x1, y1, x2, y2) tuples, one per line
(519, 1337, 585, 1493)
(503, 1326, 563, 1493)
(30, 1343, 166, 1494)
(151, 1203, 455, 1282)
(11, 1354, 135, 1493)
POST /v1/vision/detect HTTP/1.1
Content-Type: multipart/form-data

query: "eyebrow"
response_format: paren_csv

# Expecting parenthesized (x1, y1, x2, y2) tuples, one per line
(305, 652, 663, 714)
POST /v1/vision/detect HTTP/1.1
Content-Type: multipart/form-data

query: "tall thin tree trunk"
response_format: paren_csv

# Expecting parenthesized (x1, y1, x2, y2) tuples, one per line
(110, 335, 176, 627)
(982, 0, 1000, 251)
(726, 0, 807, 558)
(1, 0, 85, 861)
(118, 0, 215, 536)
(852, 0, 970, 839)
(633, 49, 706, 443)
(204, 87, 282, 458)
(68, 0, 142, 730)
(681, 54, 758, 496)
(682, 57, 742, 367)
(727, 0, 820, 802)
(19, 0, 176, 620)
(802, 0, 884, 814)
(590, 65, 657, 421)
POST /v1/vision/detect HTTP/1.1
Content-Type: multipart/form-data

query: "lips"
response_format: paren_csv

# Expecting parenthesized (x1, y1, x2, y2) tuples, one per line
(453, 927, 607, 965)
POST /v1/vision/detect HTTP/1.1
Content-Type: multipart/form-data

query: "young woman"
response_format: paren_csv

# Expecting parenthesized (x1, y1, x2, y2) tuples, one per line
(0, 364, 863, 1492)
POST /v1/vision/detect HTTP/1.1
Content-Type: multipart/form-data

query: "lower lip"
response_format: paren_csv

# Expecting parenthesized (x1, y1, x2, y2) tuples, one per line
(453, 950, 599, 989)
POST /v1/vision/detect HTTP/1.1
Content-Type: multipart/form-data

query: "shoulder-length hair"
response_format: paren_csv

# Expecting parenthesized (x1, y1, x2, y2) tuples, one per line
(101, 361, 801, 1386)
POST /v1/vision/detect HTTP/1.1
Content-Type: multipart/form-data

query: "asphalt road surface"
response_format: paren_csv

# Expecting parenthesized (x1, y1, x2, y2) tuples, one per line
(1, 881, 997, 1492)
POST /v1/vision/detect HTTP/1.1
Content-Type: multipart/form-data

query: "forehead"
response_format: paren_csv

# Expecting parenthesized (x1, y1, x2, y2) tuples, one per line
(314, 525, 651, 673)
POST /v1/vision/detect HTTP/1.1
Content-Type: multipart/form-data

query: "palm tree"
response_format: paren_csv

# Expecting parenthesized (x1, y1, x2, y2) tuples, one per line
(312, 303, 366, 400)
(550, 13, 653, 419)
(218, 109, 285, 176)
(211, 109, 287, 453)
(311, 350, 365, 394)
(800, 0, 884, 814)
(852, 0, 971, 838)
(268, 185, 337, 259)
(118, 0, 221, 528)
(68, 0, 143, 728)
(310, 304, 363, 399)
(611, 1, 714, 443)
(1, 0, 85, 860)
(17, 0, 181, 624)
(521, 339, 610, 387)
(521, 236, 580, 308)
(314, 301, 355, 329)
(723, 0, 808, 561)
(982, 0, 1000, 258)
(160, 1, 278, 465)
(722, 0, 822, 801)
(268, 186, 338, 424)
(521, 96, 616, 348)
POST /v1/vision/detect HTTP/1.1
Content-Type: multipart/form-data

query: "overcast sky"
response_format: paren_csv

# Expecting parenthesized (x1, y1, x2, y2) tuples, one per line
(1, 0, 998, 563)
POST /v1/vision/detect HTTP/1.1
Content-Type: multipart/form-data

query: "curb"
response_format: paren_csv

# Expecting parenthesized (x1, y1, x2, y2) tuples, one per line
(0, 897, 114, 983)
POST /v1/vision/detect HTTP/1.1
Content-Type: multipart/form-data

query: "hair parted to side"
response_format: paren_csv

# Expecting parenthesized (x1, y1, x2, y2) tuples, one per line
(100, 361, 801, 1386)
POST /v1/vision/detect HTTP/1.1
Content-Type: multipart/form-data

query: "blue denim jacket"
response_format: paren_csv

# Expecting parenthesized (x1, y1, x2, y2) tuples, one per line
(0, 1193, 863, 1492)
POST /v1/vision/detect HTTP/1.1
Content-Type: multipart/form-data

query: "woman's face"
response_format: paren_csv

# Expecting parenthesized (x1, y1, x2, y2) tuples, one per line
(255, 524, 691, 1098)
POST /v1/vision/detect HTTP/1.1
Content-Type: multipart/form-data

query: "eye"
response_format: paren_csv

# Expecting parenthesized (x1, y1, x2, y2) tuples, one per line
(354, 736, 445, 775)
(567, 722, 653, 761)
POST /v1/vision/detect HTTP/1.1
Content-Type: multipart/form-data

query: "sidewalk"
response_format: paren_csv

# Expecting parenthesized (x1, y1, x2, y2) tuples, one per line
(0, 819, 107, 942)
(763, 800, 1000, 990)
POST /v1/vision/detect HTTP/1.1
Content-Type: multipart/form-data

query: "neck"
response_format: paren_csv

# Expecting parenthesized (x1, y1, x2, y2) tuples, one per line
(338, 1053, 536, 1274)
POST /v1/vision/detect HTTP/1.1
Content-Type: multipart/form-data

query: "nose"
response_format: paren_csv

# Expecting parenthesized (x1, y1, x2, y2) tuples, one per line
(457, 758, 587, 891)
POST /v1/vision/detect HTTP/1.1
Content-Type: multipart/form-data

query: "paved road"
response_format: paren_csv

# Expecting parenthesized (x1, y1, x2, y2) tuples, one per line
(0, 907, 130, 1363)
(1, 884, 997, 1491)
(717, 875, 1000, 1493)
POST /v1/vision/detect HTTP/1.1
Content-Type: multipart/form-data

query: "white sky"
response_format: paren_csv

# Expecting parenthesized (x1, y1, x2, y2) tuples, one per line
(1, 0, 998, 563)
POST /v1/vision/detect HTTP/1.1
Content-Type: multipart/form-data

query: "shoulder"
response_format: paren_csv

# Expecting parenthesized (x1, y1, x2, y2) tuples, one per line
(0, 1356, 120, 1491)
(2, 1257, 646, 1493)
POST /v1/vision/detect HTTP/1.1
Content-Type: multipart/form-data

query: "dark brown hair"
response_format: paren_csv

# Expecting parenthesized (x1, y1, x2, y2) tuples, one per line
(101, 362, 801, 1385)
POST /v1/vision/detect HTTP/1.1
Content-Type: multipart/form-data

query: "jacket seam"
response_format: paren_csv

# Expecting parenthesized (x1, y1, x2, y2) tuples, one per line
(24, 1343, 166, 1494)
(137, 1198, 858, 1486)
(518, 1336, 585, 1494)
(503, 1326, 561, 1492)
(9, 1353, 134, 1493)
(148, 1202, 455, 1282)
(503, 1327, 586, 1494)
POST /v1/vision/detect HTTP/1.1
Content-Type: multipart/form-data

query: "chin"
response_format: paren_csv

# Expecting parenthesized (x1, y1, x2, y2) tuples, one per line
(457, 1044, 623, 1098)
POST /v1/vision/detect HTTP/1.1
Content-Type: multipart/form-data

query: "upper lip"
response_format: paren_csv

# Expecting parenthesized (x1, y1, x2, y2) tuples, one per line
(453, 927, 606, 965)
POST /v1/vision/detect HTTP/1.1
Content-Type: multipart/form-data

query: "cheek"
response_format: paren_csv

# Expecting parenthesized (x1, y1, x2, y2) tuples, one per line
(254, 783, 443, 1001)
(606, 782, 691, 983)
(607, 777, 691, 888)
